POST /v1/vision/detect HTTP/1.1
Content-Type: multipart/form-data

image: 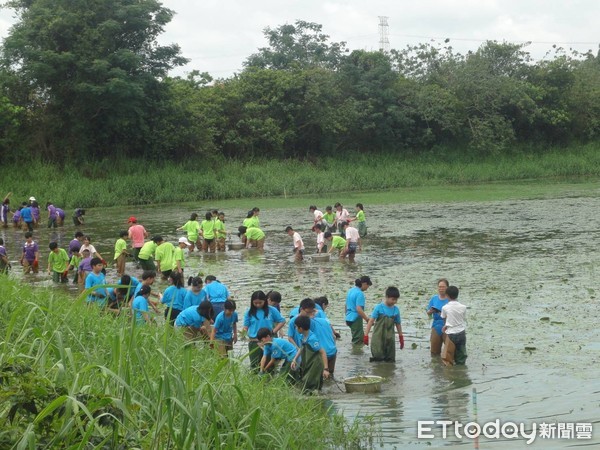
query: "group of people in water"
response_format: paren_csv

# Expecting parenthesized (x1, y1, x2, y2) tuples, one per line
(0, 195, 467, 393)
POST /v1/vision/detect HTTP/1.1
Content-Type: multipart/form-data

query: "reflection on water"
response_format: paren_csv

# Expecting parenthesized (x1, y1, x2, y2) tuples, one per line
(2, 194, 600, 446)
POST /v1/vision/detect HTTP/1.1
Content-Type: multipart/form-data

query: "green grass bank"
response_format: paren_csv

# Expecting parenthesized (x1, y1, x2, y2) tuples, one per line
(3, 143, 600, 207)
(0, 278, 370, 449)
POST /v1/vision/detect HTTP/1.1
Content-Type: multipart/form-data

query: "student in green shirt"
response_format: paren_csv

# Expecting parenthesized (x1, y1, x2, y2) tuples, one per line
(323, 206, 336, 232)
(214, 212, 227, 251)
(174, 237, 190, 274)
(114, 230, 130, 277)
(138, 237, 160, 271)
(47, 242, 69, 283)
(351, 203, 367, 238)
(176, 213, 201, 252)
(238, 226, 265, 250)
(155, 239, 175, 279)
(200, 212, 216, 253)
(324, 232, 346, 259)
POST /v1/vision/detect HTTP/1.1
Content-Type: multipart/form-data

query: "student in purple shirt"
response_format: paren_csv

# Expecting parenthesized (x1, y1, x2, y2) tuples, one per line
(20, 232, 39, 274)
(1, 197, 10, 228)
(0, 238, 10, 273)
(68, 231, 84, 258)
(46, 202, 58, 228)
(56, 208, 65, 226)
(30, 199, 40, 225)
(12, 207, 21, 228)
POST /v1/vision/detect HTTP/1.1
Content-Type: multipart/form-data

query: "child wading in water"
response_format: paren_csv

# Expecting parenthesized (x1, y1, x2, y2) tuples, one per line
(257, 327, 298, 381)
(441, 286, 468, 366)
(364, 286, 404, 362)
(291, 315, 329, 393)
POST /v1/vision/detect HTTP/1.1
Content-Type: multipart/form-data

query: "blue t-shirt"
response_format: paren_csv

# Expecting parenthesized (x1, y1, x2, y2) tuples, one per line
(204, 281, 230, 304)
(345, 286, 366, 322)
(183, 289, 207, 310)
(21, 206, 33, 223)
(302, 330, 321, 352)
(243, 306, 285, 338)
(214, 311, 238, 341)
(85, 271, 106, 304)
(311, 317, 337, 357)
(132, 295, 149, 325)
(162, 285, 186, 311)
(371, 303, 401, 324)
(119, 276, 140, 299)
(427, 295, 449, 335)
(175, 306, 209, 328)
(263, 338, 297, 362)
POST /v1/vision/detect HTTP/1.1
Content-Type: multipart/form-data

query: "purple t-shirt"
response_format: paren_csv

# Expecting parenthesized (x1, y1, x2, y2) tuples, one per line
(31, 206, 40, 221)
(0, 204, 8, 222)
(12, 210, 20, 222)
(68, 239, 81, 258)
(47, 205, 57, 219)
(0, 245, 7, 258)
(56, 208, 65, 219)
(79, 257, 93, 272)
(22, 241, 38, 261)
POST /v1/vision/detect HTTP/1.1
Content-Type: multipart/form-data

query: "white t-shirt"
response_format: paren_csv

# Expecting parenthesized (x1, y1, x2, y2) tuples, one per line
(293, 232, 304, 251)
(316, 232, 325, 250)
(313, 210, 323, 222)
(441, 301, 467, 334)
(336, 208, 349, 223)
(80, 243, 98, 256)
(344, 226, 360, 243)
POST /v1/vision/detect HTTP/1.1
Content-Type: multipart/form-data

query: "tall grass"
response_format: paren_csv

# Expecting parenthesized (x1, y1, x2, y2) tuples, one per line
(0, 277, 371, 449)
(2, 143, 600, 207)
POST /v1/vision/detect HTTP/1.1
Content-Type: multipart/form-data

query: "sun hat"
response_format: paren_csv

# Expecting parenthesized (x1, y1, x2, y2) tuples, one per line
(127, 216, 137, 223)
(178, 237, 192, 245)
(29, 196, 36, 201)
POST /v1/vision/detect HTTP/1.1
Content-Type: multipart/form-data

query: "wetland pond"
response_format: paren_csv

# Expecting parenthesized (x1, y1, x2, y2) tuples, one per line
(2, 190, 600, 448)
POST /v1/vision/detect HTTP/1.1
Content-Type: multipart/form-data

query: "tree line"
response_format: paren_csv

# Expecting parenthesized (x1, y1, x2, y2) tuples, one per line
(1, 1, 599, 163)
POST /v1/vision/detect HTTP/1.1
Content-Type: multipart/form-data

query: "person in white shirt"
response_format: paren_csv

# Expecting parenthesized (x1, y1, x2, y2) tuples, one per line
(441, 286, 467, 366)
(334, 202, 349, 237)
(308, 205, 325, 230)
(285, 226, 305, 261)
(341, 222, 361, 261)
(312, 225, 326, 253)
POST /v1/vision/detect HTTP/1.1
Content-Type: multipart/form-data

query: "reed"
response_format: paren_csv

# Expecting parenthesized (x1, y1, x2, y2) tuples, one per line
(2, 143, 599, 207)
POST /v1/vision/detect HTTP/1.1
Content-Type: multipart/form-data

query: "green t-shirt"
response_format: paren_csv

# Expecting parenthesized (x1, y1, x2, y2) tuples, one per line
(214, 219, 226, 238)
(246, 216, 260, 229)
(181, 220, 201, 241)
(356, 210, 366, 222)
(173, 246, 184, 270)
(48, 248, 69, 273)
(323, 212, 335, 225)
(155, 242, 175, 271)
(331, 236, 346, 250)
(69, 254, 82, 269)
(201, 220, 215, 239)
(246, 227, 265, 241)
(138, 241, 157, 260)
(113, 238, 127, 260)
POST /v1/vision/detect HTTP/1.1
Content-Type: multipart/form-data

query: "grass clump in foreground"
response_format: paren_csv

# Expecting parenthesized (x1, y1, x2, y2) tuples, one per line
(0, 277, 372, 449)
(2, 143, 600, 208)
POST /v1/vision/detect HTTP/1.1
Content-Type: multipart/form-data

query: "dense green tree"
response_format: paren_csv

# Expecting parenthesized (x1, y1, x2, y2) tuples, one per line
(245, 21, 347, 71)
(1, 0, 187, 161)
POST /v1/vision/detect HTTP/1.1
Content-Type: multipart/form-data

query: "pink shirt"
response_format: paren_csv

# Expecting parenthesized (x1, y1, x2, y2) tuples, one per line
(129, 224, 147, 248)
(335, 208, 349, 224)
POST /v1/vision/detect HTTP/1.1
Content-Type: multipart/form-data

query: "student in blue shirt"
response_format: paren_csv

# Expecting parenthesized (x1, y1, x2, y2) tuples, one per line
(210, 300, 238, 356)
(183, 276, 207, 309)
(175, 300, 215, 341)
(364, 286, 404, 362)
(243, 290, 286, 371)
(426, 278, 449, 356)
(162, 272, 187, 324)
(85, 257, 107, 305)
(345, 276, 372, 345)
(291, 316, 329, 392)
(311, 316, 338, 375)
(257, 327, 297, 381)
(132, 285, 152, 325)
(287, 298, 317, 348)
(203, 275, 231, 316)
(315, 296, 341, 339)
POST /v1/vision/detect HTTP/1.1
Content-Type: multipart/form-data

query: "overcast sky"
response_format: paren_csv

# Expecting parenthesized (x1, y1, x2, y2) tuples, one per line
(1, 0, 599, 78)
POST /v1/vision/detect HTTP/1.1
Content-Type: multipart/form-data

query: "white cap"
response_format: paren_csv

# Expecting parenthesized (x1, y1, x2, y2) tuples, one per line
(29, 196, 36, 201)
(178, 237, 192, 245)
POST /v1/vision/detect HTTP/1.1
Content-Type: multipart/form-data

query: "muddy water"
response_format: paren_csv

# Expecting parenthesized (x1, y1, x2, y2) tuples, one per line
(2, 193, 600, 448)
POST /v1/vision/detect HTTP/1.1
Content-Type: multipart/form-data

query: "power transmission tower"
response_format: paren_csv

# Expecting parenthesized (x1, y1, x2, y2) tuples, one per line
(378, 16, 390, 52)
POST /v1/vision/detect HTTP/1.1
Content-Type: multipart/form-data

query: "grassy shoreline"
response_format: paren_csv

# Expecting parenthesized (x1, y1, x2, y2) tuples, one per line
(0, 278, 369, 448)
(2, 143, 600, 208)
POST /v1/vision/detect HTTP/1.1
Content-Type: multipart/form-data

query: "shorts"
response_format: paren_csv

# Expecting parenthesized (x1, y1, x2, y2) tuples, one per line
(348, 242, 358, 254)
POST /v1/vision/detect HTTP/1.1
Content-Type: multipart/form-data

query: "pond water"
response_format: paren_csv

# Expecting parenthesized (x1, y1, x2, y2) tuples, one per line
(2, 190, 600, 448)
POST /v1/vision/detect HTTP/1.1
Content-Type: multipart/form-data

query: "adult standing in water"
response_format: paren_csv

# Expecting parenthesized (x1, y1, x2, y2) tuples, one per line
(128, 216, 148, 264)
(426, 278, 450, 356)
(345, 276, 372, 345)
